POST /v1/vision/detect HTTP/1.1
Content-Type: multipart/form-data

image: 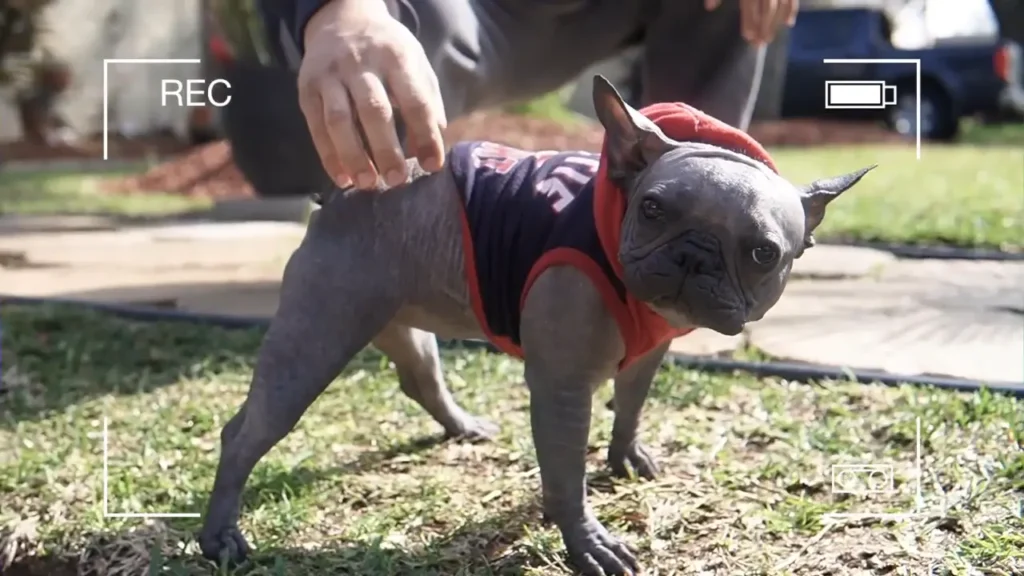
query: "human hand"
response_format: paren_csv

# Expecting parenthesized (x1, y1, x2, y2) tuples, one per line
(705, 0, 799, 46)
(298, 0, 447, 189)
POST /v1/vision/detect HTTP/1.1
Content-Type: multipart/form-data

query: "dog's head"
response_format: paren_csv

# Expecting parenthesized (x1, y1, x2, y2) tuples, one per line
(592, 75, 874, 336)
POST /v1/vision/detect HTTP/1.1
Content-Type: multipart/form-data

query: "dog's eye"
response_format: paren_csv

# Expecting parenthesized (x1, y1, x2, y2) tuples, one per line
(641, 198, 663, 220)
(751, 244, 779, 266)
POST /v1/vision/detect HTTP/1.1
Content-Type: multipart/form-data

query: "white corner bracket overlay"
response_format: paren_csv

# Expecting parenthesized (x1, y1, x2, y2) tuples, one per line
(102, 58, 202, 161)
(822, 58, 921, 160)
(822, 417, 929, 522)
(102, 416, 200, 519)
(101, 59, 204, 519)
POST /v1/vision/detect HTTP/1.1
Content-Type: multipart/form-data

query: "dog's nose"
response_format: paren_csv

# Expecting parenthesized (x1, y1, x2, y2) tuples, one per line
(701, 306, 745, 336)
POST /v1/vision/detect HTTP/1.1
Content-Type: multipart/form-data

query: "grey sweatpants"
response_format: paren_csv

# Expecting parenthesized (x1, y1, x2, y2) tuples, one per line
(404, 0, 766, 129)
(268, 0, 766, 130)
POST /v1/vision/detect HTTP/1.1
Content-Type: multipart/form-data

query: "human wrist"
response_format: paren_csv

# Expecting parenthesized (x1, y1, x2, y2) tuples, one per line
(300, 0, 389, 49)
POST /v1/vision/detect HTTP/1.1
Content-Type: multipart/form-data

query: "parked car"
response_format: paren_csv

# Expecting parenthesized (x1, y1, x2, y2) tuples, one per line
(781, 7, 1024, 141)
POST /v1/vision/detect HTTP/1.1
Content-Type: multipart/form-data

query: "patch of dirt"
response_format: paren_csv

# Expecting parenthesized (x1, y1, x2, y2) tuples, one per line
(100, 140, 254, 201)
(0, 557, 77, 576)
(8, 113, 907, 202)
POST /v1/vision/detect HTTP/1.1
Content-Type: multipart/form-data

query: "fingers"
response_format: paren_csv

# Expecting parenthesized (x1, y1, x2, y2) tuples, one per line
(321, 76, 379, 189)
(296, 7, 446, 191)
(300, 67, 444, 190)
(387, 62, 446, 173)
(348, 71, 407, 187)
(785, 0, 799, 26)
(298, 76, 351, 189)
(738, 0, 799, 45)
(759, 0, 780, 44)
(741, 0, 765, 44)
(774, 0, 798, 34)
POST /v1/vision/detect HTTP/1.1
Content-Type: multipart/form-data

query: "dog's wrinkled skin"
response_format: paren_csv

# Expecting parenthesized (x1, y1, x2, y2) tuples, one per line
(595, 90, 874, 338)
(199, 76, 873, 575)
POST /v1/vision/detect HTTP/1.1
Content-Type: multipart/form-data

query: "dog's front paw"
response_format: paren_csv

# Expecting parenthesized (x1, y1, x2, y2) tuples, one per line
(560, 514, 640, 576)
(608, 438, 659, 480)
(199, 525, 251, 565)
(444, 415, 500, 443)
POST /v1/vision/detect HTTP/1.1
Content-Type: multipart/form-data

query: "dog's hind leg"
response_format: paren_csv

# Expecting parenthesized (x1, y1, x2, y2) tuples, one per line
(372, 322, 499, 441)
(199, 237, 399, 565)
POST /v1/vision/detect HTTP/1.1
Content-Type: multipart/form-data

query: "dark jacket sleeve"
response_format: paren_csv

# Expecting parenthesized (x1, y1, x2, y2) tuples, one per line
(252, 0, 330, 58)
(294, 0, 333, 52)
(257, 0, 411, 69)
(263, 0, 405, 56)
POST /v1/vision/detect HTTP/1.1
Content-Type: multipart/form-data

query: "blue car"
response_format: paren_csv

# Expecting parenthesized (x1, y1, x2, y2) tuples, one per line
(781, 6, 1024, 140)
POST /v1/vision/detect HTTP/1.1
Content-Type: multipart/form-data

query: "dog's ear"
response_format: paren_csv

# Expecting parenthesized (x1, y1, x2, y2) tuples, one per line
(799, 165, 876, 247)
(591, 75, 674, 183)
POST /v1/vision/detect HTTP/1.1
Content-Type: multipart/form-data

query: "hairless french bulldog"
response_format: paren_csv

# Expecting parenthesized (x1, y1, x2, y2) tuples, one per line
(199, 76, 872, 575)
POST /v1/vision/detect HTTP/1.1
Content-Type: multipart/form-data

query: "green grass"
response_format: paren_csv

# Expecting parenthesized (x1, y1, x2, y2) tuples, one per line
(1, 305, 1021, 575)
(504, 90, 585, 126)
(1, 120, 1022, 250)
(507, 91, 1024, 251)
(960, 120, 1024, 146)
(0, 170, 211, 217)
(773, 144, 1024, 251)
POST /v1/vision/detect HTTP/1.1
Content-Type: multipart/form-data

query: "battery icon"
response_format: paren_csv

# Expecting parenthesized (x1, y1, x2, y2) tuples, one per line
(824, 80, 897, 109)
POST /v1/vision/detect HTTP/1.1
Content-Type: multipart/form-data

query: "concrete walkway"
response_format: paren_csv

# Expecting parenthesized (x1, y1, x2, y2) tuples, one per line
(1, 217, 1021, 385)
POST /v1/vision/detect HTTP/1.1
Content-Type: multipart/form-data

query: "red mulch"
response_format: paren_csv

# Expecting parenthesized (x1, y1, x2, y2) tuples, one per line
(101, 140, 253, 201)
(2, 112, 908, 201)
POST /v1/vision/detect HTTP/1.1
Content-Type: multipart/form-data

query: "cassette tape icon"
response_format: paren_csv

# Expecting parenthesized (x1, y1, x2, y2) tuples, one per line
(824, 80, 898, 110)
(831, 464, 896, 495)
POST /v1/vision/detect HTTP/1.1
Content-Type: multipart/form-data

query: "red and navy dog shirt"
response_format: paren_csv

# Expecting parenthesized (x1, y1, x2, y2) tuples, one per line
(450, 102, 778, 370)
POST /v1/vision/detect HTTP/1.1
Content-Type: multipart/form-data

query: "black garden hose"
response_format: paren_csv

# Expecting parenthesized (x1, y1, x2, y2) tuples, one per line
(2, 295, 1020, 398)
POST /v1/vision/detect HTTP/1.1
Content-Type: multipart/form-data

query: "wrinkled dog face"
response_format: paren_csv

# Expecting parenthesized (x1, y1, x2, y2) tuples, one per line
(592, 76, 874, 336)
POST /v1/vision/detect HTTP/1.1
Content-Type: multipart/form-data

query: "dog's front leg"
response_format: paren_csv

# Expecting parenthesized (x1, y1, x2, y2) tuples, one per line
(607, 342, 669, 480)
(527, 369, 640, 575)
(521, 267, 638, 576)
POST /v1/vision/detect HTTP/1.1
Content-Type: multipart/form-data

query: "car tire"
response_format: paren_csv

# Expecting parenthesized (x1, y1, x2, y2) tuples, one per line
(888, 84, 959, 141)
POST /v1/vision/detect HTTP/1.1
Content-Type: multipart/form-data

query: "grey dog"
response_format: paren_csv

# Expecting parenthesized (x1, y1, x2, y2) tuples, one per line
(199, 76, 872, 575)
